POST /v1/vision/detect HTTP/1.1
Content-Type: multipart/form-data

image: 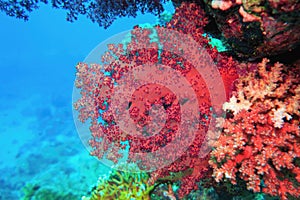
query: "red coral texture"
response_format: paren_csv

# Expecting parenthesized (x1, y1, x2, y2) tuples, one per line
(74, 3, 238, 198)
(209, 59, 300, 200)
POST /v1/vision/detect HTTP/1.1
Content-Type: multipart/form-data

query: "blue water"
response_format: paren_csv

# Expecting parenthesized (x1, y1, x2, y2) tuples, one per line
(0, 3, 169, 199)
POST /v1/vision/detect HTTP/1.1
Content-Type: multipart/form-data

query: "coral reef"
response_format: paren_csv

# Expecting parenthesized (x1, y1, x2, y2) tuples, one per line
(203, 0, 300, 58)
(209, 58, 300, 200)
(74, 1, 299, 199)
(171, 0, 300, 59)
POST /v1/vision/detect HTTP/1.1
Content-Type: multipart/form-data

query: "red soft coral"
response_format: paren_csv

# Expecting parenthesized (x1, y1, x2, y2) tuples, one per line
(74, 2, 239, 198)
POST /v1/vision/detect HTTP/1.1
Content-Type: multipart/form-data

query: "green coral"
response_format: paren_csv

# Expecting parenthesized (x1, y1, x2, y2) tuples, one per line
(83, 163, 156, 200)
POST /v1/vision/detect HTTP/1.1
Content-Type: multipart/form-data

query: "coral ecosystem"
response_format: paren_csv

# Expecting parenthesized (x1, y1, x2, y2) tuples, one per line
(73, 1, 299, 199)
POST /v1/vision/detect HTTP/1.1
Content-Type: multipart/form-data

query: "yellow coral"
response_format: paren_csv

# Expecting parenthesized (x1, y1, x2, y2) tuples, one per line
(83, 163, 155, 200)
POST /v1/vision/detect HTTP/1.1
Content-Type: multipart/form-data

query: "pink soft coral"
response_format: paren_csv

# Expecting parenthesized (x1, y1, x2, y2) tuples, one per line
(209, 58, 300, 200)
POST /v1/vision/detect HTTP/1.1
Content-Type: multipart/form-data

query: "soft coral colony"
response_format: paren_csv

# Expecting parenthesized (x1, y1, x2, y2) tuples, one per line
(209, 59, 300, 199)
(75, 2, 238, 199)
(73, 1, 299, 200)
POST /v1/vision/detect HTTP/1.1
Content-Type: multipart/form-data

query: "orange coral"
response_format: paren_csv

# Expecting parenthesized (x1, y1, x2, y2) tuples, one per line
(209, 59, 300, 200)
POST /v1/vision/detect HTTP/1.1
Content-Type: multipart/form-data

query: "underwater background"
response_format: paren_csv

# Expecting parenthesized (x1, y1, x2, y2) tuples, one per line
(0, 3, 171, 199)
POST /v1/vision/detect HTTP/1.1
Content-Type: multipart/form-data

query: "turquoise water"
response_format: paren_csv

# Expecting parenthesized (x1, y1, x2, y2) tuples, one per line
(0, 4, 167, 199)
